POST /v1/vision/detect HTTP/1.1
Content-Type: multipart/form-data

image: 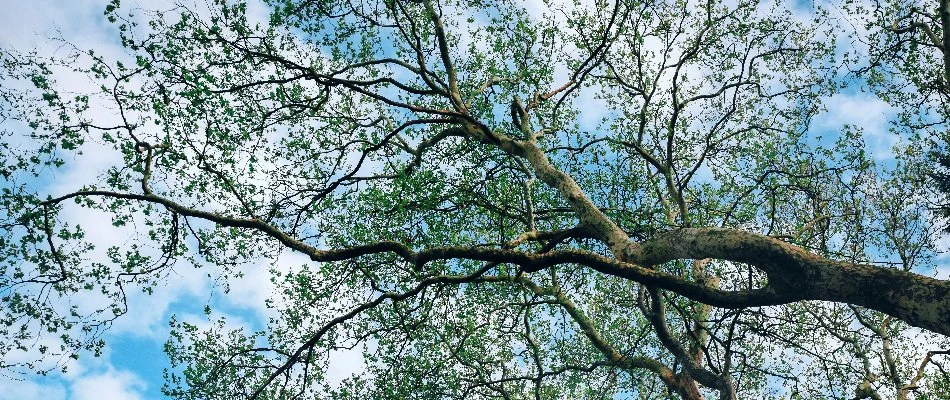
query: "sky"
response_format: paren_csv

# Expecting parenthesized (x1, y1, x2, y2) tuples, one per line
(0, 2, 376, 397)
(0, 3, 316, 398)
(0, 3, 167, 397)
(0, 0, 946, 399)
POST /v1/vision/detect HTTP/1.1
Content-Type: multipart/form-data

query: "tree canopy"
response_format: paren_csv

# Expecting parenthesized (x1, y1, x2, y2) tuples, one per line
(2, 0, 950, 398)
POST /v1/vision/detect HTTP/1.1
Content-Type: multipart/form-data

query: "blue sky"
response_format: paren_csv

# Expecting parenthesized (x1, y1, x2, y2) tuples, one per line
(1, 0, 949, 399)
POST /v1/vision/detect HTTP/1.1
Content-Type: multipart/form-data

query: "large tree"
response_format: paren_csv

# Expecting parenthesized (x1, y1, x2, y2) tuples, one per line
(2, 0, 950, 398)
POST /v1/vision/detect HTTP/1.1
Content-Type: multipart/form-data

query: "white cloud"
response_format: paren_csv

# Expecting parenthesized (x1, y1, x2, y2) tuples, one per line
(0, 0, 113, 50)
(0, 378, 67, 400)
(223, 250, 311, 320)
(325, 343, 368, 388)
(70, 369, 146, 400)
(936, 262, 950, 280)
(0, 355, 147, 400)
(931, 235, 950, 280)
(814, 92, 897, 159)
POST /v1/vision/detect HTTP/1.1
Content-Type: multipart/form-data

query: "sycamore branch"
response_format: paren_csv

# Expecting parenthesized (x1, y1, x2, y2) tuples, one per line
(42, 189, 950, 336)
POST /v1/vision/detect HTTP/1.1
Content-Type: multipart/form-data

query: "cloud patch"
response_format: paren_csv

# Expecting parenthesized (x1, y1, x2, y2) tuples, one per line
(71, 369, 147, 400)
(814, 92, 897, 159)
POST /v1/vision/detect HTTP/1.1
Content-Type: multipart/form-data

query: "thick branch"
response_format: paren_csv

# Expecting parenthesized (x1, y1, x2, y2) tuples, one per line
(43, 191, 950, 336)
(628, 228, 950, 335)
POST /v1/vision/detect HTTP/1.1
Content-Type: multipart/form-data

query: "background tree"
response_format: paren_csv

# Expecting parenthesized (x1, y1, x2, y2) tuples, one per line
(844, 0, 950, 233)
(2, 0, 950, 399)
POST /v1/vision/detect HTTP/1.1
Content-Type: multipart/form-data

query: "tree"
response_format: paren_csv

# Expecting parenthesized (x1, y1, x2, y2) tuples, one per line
(2, 0, 950, 398)
(851, 0, 950, 237)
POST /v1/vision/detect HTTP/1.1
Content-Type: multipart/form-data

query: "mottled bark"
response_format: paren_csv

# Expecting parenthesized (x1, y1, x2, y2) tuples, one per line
(628, 228, 950, 336)
(47, 189, 950, 337)
(484, 130, 950, 336)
